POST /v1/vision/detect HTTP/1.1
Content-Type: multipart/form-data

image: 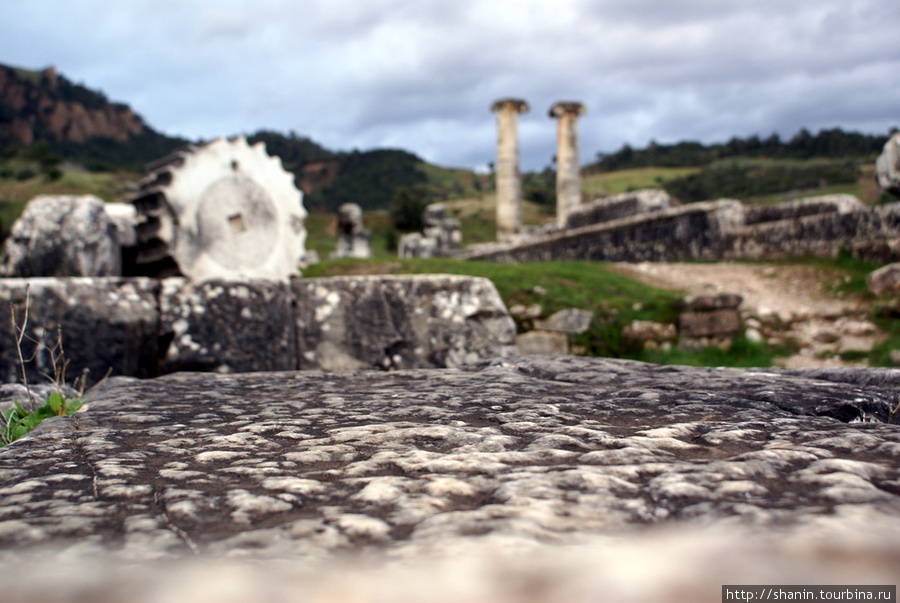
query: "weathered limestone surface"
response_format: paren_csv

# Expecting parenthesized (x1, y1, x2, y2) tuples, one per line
(2, 195, 121, 277)
(565, 188, 670, 230)
(295, 275, 516, 370)
(160, 278, 297, 374)
(491, 98, 529, 240)
(463, 197, 900, 264)
(0, 277, 160, 384)
(0, 356, 899, 601)
(549, 102, 586, 228)
(127, 137, 308, 281)
(0, 275, 514, 382)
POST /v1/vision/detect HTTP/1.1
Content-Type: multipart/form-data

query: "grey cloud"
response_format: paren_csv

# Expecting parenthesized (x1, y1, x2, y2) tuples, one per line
(0, 0, 897, 171)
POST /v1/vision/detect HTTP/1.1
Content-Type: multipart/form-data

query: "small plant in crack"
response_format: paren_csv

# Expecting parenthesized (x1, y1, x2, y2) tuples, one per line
(1, 285, 87, 447)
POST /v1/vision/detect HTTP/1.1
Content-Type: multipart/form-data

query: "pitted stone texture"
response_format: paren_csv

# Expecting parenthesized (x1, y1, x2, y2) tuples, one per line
(1, 356, 899, 564)
(565, 188, 670, 229)
(2, 195, 120, 277)
(159, 278, 297, 374)
(0, 278, 160, 385)
(294, 275, 516, 370)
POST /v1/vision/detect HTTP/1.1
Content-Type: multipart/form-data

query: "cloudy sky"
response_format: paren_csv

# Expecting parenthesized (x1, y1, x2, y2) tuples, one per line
(2, 0, 899, 171)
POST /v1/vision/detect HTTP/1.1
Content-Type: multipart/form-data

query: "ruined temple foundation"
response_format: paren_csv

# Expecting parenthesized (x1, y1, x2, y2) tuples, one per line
(491, 98, 529, 241)
(549, 102, 586, 228)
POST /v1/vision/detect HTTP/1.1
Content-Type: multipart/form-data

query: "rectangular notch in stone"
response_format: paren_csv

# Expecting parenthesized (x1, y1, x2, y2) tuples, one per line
(228, 213, 246, 234)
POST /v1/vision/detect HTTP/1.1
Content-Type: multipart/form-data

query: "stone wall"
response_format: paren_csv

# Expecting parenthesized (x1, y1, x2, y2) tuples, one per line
(0, 275, 516, 385)
(462, 195, 900, 264)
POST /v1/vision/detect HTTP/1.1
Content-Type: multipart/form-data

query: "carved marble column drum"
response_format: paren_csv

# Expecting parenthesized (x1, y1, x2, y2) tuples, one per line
(549, 102, 586, 228)
(491, 98, 529, 241)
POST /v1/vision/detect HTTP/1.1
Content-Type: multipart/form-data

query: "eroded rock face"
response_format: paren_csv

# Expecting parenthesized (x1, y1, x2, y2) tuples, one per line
(0, 275, 516, 381)
(565, 188, 670, 229)
(2, 195, 121, 277)
(0, 356, 898, 571)
(0, 278, 160, 385)
(159, 279, 297, 374)
(295, 275, 516, 370)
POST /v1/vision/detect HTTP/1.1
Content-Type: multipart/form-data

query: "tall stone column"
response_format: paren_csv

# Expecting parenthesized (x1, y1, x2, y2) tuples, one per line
(549, 102, 586, 228)
(491, 98, 529, 241)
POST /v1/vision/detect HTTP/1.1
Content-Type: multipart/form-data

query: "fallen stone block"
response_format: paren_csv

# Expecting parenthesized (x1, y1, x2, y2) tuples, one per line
(159, 278, 297, 374)
(516, 330, 569, 355)
(534, 308, 594, 333)
(621, 319, 677, 342)
(680, 293, 743, 311)
(0, 355, 898, 568)
(867, 262, 900, 296)
(679, 308, 741, 338)
(294, 275, 516, 370)
(2, 195, 121, 277)
(0, 277, 160, 385)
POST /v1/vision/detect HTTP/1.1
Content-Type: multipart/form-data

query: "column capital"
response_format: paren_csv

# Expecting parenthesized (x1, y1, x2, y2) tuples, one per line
(491, 98, 530, 114)
(549, 102, 586, 118)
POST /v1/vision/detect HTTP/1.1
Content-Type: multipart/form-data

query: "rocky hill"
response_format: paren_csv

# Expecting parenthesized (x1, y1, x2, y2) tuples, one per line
(0, 62, 186, 170)
(1, 64, 145, 146)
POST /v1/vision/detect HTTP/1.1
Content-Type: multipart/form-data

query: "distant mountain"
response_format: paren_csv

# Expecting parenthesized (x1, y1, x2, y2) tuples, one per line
(0, 63, 481, 211)
(0, 63, 187, 170)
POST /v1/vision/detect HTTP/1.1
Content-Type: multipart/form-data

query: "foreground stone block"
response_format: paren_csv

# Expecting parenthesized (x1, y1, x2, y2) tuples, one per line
(294, 275, 516, 370)
(0, 355, 898, 570)
(0, 278, 159, 385)
(159, 278, 297, 374)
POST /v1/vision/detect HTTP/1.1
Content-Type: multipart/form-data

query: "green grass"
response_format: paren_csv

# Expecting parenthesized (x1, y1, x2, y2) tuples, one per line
(0, 167, 138, 203)
(582, 167, 701, 198)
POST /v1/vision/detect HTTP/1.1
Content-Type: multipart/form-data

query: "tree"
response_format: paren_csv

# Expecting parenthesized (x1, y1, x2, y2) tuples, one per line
(390, 187, 429, 232)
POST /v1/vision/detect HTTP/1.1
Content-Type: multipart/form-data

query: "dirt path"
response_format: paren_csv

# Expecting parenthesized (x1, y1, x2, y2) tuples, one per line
(610, 261, 861, 320)
(610, 261, 875, 368)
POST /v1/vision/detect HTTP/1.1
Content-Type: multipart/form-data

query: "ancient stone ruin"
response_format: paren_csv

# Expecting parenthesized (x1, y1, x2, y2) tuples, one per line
(490, 98, 529, 241)
(2, 355, 900, 601)
(1, 194, 122, 278)
(464, 193, 900, 264)
(127, 136, 308, 281)
(0, 275, 516, 385)
(330, 203, 372, 259)
(2, 137, 309, 282)
(549, 101, 586, 227)
(877, 131, 900, 195)
(398, 203, 462, 259)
